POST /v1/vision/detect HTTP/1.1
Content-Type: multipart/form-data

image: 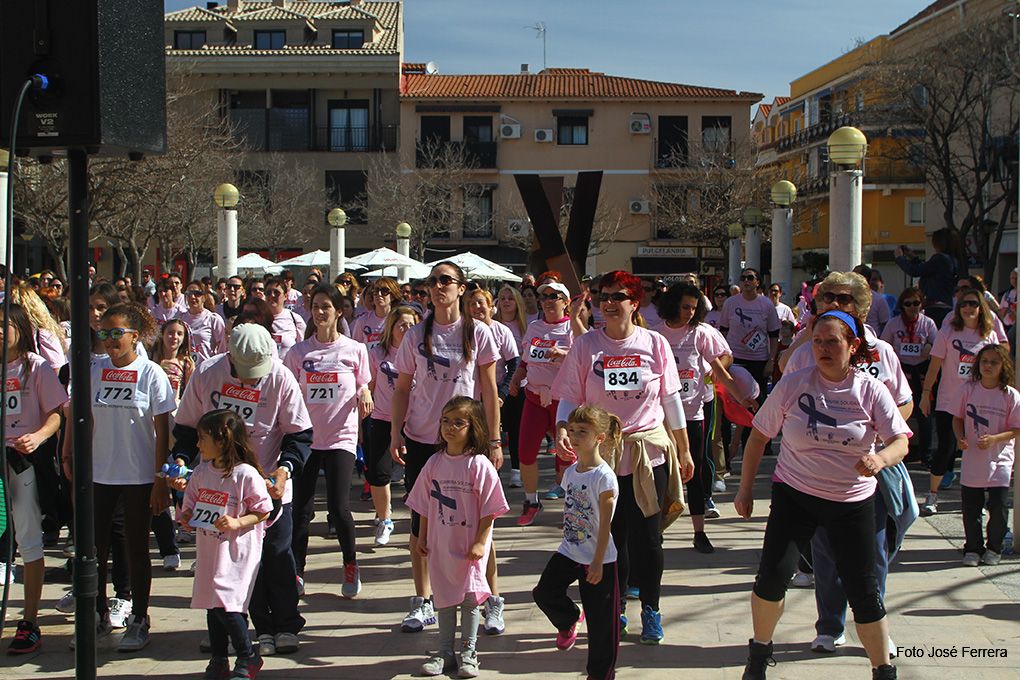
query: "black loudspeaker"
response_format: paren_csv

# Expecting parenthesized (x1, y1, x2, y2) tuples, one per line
(0, 0, 166, 157)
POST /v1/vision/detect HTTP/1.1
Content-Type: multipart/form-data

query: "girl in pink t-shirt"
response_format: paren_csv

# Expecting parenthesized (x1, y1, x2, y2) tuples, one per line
(151, 319, 195, 405)
(951, 344, 1020, 566)
(354, 277, 399, 350)
(176, 281, 227, 367)
(367, 306, 421, 547)
(407, 397, 509, 678)
(494, 285, 527, 488)
(182, 410, 274, 680)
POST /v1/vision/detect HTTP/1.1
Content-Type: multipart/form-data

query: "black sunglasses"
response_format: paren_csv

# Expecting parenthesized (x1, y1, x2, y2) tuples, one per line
(959, 299, 980, 309)
(541, 293, 564, 301)
(741, 274, 757, 282)
(226, 283, 243, 290)
(412, 289, 428, 297)
(598, 292, 632, 303)
(185, 290, 203, 297)
(426, 274, 463, 288)
(901, 300, 921, 308)
(821, 292, 854, 305)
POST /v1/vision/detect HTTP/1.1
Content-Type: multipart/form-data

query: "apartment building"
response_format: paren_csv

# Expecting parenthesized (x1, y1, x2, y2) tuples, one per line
(165, 0, 403, 265)
(399, 66, 761, 277)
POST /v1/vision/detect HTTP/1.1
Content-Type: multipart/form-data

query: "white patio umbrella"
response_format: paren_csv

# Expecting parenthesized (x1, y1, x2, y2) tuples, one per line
(274, 249, 332, 268)
(347, 247, 423, 270)
(428, 252, 521, 282)
(363, 261, 432, 280)
(235, 252, 283, 274)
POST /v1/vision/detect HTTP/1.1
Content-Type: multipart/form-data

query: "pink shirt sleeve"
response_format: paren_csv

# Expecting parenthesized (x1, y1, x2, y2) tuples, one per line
(174, 363, 210, 429)
(35, 359, 70, 415)
(552, 334, 588, 406)
(36, 329, 67, 369)
(394, 325, 419, 377)
(655, 332, 682, 398)
(698, 326, 731, 363)
(355, 343, 371, 389)
(276, 369, 313, 434)
(404, 454, 435, 518)
(1007, 387, 1020, 430)
(764, 297, 781, 333)
(474, 322, 500, 367)
(241, 466, 275, 517)
(751, 371, 790, 438)
(474, 457, 510, 519)
(212, 314, 227, 354)
(869, 378, 912, 442)
(930, 327, 949, 360)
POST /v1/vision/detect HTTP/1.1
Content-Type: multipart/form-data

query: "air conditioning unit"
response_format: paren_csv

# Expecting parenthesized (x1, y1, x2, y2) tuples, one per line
(534, 128, 554, 143)
(500, 123, 521, 139)
(507, 219, 530, 236)
(629, 114, 651, 134)
(629, 199, 651, 215)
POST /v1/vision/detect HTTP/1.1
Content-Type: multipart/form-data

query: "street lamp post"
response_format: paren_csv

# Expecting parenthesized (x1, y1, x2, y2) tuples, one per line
(743, 206, 763, 271)
(395, 222, 412, 283)
(827, 126, 867, 273)
(770, 180, 797, 305)
(214, 183, 240, 278)
(727, 222, 744, 284)
(328, 208, 347, 279)
(0, 148, 9, 270)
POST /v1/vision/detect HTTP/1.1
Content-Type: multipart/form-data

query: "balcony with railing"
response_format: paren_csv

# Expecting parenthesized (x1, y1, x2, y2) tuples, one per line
(416, 141, 498, 169)
(228, 110, 398, 152)
(775, 113, 858, 153)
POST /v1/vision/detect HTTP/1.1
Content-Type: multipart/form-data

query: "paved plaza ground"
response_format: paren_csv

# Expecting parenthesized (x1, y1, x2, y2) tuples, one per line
(0, 456, 1017, 679)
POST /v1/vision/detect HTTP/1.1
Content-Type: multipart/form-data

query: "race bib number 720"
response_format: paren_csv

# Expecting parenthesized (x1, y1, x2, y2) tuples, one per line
(190, 488, 228, 531)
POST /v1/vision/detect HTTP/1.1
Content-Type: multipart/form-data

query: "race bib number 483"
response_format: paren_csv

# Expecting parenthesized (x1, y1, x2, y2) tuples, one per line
(190, 488, 228, 531)
(220, 384, 260, 425)
(306, 372, 338, 403)
(604, 356, 645, 391)
(899, 342, 921, 358)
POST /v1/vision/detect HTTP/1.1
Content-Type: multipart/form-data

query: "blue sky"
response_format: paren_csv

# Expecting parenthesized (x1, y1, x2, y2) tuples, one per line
(164, 0, 925, 104)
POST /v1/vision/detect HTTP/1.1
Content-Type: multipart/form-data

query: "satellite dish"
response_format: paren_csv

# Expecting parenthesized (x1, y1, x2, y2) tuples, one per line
(425, 61, 439, 75)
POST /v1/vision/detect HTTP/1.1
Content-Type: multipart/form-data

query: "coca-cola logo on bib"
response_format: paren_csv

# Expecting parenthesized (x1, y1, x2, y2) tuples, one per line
(221, 384, 260, 402)
(101, 369, 137, 383)
(197, 489, 228, 505)
(605, 356, 640, 369)
(307, 372, 338, 384)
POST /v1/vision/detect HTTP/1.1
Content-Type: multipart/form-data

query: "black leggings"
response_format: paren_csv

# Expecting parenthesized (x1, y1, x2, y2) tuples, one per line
(613, 464, 667, 612)
(292, 449, 356, 571)
(753, 482, 884, 624)
(501, 391, 524, 471)
(685, 419, 707, 517)
(961, 485, 1010, 554)
(94, 483, 153, 619)
(405, 437, 441, 537)
(364, 418, 393, 487)
(207, 608, 253, 659)
(931, 410, 959, 477)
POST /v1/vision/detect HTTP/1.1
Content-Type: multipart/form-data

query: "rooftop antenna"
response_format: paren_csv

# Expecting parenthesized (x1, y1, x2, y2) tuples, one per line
(425, 61, 438, 75)
(525, 21, 546, 71)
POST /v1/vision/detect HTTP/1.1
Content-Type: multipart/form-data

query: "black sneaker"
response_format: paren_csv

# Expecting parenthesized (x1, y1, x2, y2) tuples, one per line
(693, 531, 715, 554)
(742, 639, 775, 680)
(231, 653, 264, 679)
(873, 665, 897, 680)
(7, 620, 41, 655)
(203, 656, 231, 680)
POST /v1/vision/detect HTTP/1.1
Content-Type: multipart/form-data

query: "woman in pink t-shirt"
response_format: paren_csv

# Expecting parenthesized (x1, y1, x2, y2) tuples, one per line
(265, 277, 306, 359)
(735, 311, 910, 679)
(367, 306, 422, 547)
(553, 270, 694, 646)
(656, 282, 748, 555)
(354, 277, 399, 349)
(494, 285, 527, 487)
(176, 281, 227, 368)
(284, 284, 373, 600)
(3, 305, 69, 654)
(920, 287, 1000, 516)
(389, 262, 502, 634)
(509, 281, 587, 526)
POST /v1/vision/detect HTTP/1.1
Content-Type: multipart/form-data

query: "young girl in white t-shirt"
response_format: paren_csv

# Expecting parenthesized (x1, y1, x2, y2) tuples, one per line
(181, 409, 274, 680)
(951, 344, 1020, 567)
(533, 405, 620, 680)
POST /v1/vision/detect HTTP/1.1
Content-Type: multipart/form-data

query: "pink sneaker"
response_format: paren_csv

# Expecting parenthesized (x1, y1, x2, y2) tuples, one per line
(516, 501, 543, 527)
(556, 611, 584, 651)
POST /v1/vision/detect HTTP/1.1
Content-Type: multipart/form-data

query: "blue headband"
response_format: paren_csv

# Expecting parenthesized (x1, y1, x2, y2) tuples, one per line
(818, 310, 860, 335)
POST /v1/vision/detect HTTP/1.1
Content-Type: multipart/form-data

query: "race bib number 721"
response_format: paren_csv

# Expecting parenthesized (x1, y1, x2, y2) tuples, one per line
(306, 372, 338, 403)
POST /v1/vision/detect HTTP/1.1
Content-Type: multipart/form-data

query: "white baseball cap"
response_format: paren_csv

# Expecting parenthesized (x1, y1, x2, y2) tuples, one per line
(537, 282, 570, 299)
(229, 324, 274, 380)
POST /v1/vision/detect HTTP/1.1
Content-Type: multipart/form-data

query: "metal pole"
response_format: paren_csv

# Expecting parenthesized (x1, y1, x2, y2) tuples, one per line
(217, 207, 237, 278)
(745, 226, 761, 271)
(728, 236, 741, 284)
(772, 207, 793, 304)
(330, 227, 345, 279)
(828, 168, 863, 272)
(0, 170, 7, 268)
(396, 236, 410, 283)
(68, 148, 97, 680)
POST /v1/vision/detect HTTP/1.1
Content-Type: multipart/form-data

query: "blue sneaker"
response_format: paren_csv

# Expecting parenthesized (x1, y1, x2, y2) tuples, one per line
(620, 613, 628, 635)
(625, 586, 640, 600)
(639, 605, 663, 645)
(938, 470, 956, 490)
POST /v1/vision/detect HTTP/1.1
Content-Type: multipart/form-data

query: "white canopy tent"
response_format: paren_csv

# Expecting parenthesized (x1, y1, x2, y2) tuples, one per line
(348, 247, 423, 270)
(427, 252, 521, 282)
(235, 252, 283, 275)
(363, 261, 432, 280)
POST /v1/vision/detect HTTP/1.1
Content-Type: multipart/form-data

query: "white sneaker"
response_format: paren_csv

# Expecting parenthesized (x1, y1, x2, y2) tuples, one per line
(509, 469, 522, 488)
(117, 615, 150, 652)
(980, 550, 1001, 566)
(483, 595, 505, 635)
(401, 596, 436, 632)
(712, 479, 726, 493)
(62, 537, 76, 558)
(163, 553, 181, 571)
(275, 631, 299, 654)
(920, 492, 937, 516)
(790, 570, 814, 588)
(296, 575, 305, 597)
(962, 552, 981, 567)
(0, 562, 16, 586)
(810, 633, 846, 653)
(108, 598, 132, 629)
(56, 590, 75, 613)
(374, 519, 394, 546)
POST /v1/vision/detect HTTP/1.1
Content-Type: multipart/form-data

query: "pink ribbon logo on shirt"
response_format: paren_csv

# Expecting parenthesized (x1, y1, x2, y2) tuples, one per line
(418, 342, 452, 380)
(965, 403, 989, 432)
(380, 361, 399, 389)
(430, 479, 458, 526)
(735, 308, 752, 326)
(952, 338, 975, 359)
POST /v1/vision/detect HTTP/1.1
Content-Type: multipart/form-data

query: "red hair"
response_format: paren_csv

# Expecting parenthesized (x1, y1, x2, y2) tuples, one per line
(538, 270, 562, 283)
(600, 270, 643, 305)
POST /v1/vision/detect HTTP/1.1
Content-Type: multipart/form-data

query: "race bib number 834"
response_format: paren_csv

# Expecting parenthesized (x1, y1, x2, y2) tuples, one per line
(604, 356, 644, 391)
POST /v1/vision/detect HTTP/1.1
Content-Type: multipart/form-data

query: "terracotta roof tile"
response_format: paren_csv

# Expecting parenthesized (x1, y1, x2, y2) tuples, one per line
(403, 63, 427, 74)
(401, 73, 762, 101)
(233, 5, 311, 22)
(315, 5, 380, 21)
(775, 96, 790, 105)
(758, 104, 772, 118)
(166, 6, 231, 22)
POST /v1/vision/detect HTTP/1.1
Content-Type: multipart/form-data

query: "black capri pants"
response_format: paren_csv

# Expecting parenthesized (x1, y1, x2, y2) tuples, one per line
(931, 410, 959, 477)
(365, 417, 394, 486)
(404, 436, 440, 537)
(753, 482, 885, 625)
